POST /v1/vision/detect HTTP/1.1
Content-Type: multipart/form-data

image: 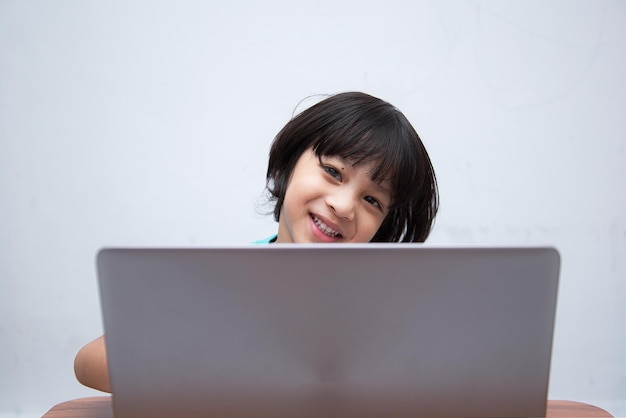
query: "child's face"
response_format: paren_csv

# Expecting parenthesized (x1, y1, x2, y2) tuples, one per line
(276, 149, 391, 243)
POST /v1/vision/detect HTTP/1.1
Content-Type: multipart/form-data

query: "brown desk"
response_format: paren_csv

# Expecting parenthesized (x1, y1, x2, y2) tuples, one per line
(43, 396, 613, 417)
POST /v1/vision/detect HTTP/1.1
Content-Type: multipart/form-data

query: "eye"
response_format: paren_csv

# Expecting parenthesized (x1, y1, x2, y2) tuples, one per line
(322, 165, 342, 181)
(364, 196, 382, 209)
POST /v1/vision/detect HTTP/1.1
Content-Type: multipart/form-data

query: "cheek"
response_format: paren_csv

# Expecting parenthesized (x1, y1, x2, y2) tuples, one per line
(372, 218, 385, 236)
(281, 182, 306, 217)
(358, 213, 386, 241)
(281, 188, 296, 217)
(372, 211, 390, 234)
(286, 172, 321, 201)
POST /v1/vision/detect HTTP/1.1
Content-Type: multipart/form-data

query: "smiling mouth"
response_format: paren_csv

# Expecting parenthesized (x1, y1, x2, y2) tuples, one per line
(311, 214, 342, 238)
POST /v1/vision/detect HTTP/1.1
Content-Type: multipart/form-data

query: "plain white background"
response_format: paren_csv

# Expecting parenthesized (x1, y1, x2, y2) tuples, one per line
(1, 1, 625, 416)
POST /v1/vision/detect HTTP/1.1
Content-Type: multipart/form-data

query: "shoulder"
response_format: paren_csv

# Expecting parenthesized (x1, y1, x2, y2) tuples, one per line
(251, 235, 277, 244)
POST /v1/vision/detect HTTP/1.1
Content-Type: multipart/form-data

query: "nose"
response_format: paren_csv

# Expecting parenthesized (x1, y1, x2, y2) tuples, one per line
(326, 191, 356, 221)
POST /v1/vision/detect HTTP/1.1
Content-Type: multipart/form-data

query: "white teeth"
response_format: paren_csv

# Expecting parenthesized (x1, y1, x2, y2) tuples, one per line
(312, 215, 341, 237)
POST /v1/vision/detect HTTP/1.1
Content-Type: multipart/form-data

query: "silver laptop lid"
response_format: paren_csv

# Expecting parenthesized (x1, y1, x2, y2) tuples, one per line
(97, 245, 560, 418)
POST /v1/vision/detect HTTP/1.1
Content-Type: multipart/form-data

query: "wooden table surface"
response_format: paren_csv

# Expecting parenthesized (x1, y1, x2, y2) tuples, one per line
(43, 396, 613, 417)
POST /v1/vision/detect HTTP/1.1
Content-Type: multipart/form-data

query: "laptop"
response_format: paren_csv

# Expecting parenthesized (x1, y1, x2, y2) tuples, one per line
(96, 244, 560, 418)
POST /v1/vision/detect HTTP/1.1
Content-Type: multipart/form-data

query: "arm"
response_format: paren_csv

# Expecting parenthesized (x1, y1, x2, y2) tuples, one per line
(73, 335, 111, 393)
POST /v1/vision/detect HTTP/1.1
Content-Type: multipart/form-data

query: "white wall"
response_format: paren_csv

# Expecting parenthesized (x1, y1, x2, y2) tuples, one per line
(1, 1, 624, 416)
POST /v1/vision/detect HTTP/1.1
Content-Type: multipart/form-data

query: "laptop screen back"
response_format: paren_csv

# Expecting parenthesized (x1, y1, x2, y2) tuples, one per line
(97, 245, 560, 418)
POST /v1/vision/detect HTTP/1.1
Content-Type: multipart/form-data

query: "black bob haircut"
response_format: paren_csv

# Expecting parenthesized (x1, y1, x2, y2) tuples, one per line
(266, 92, 438, 242)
